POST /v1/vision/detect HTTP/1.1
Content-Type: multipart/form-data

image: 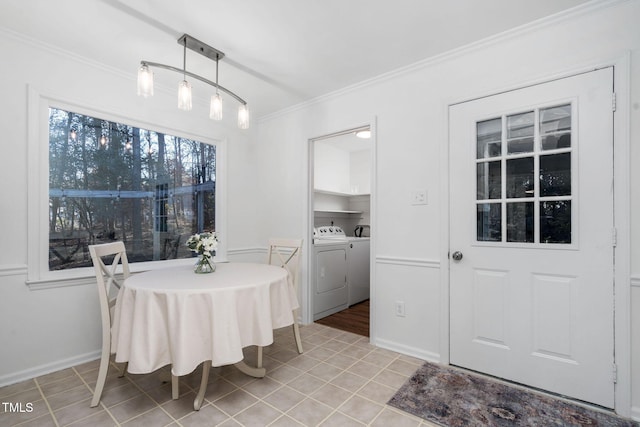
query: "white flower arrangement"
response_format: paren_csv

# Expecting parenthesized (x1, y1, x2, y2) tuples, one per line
(186, 232, 219, 259)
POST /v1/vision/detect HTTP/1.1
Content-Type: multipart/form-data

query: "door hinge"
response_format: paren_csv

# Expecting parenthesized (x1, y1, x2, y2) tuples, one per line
(612, 227, 618, 247)
(612, 363, 618, 383)
(612, 92, 617, 112)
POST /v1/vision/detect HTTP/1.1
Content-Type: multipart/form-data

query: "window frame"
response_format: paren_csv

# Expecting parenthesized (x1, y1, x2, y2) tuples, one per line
(472, 98, 578, 250)
(26, 87, 227, 289)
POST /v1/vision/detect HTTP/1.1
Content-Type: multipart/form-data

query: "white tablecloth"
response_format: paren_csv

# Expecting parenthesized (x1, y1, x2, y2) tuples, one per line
(111, 262, 298, 376)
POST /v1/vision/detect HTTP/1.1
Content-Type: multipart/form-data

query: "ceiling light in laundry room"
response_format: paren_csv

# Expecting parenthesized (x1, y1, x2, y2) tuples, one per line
(355, 130, 371, 139)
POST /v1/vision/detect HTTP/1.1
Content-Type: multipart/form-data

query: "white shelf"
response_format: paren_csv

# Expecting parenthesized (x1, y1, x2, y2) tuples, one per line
(314, 189, 370, 197)
(314, 209, 363, 214)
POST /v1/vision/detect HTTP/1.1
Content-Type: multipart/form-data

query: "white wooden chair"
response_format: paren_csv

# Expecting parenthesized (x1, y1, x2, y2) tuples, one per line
(88, 242, 179, 407)
(257, 238, 304, 368)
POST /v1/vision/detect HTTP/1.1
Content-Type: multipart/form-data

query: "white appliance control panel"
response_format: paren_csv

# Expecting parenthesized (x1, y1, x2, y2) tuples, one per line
(314, 226, 346, 239)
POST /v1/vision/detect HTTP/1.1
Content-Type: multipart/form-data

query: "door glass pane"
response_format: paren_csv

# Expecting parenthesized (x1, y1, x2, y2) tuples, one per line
(477, 161, 501, 200)
(540, 201, 571, 243)
(477, 118, 502, 159)
(507, 202, 534, 242)
(540, 104, 571, 150)
(507, 111, 534, 154)
(540, 153, 571, 196)
(506, 157, 534, 198)
(477, 203, 501, 241)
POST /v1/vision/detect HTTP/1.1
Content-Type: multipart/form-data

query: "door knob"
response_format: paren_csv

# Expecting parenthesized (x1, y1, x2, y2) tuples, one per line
(452, 251, 463, 261)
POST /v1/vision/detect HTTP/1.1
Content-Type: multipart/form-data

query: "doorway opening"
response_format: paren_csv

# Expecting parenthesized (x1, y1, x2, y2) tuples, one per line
(308, 125, 373, 337)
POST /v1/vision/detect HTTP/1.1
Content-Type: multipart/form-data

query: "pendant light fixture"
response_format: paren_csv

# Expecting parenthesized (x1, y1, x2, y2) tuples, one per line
(238, 105, 249, 130)
(177, 37, 192, 111)
(209, 54, 222, 120)
(137, 34, 249, 129)
(137, 64, 154, 98)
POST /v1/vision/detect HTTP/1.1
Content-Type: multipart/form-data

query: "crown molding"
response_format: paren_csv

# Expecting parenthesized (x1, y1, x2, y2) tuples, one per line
(258, 0, 629, 124)
(0, 25, 131, 81)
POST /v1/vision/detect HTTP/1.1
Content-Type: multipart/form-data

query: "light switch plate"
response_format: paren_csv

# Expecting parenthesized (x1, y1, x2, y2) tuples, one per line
(411, 190, 428, 205)
(395, 301, 406, 317)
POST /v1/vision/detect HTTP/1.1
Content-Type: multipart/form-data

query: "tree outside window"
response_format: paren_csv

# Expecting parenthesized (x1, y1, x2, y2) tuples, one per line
(48, 107, 216, 270)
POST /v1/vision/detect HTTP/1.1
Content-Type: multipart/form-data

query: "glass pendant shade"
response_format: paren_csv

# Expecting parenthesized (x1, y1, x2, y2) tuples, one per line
(210, 93, 223, 120)
(237, 105, 249, 129)
(178, 80, 192, 111)
(137, 64, 154, 97)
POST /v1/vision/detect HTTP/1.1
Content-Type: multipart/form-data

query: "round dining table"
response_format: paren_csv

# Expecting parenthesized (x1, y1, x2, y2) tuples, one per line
(110, 262, 299, 409)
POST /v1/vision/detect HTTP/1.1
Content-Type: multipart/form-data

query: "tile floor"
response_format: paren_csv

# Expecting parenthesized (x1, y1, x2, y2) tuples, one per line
(0, 323, 436, 426)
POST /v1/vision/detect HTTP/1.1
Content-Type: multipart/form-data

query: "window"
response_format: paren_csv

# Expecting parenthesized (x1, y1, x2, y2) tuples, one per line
(48, 107, 218, 270)
(476, 104, 573, 245)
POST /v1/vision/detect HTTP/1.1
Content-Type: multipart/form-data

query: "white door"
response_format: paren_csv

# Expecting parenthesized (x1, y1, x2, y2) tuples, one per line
(449, 68, 615, 407)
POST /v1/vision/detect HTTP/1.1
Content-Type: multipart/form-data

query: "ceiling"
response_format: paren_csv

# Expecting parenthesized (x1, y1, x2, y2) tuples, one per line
(1, 0, 591, 119)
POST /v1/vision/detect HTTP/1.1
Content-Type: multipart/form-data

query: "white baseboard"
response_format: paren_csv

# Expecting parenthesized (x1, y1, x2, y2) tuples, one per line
(373, 337, 439, 364)
(0, 350, 101, 388)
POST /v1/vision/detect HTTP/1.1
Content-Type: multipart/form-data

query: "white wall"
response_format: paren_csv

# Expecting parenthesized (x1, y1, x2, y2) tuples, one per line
(255, 0, 640, 418)
(314, 143, 350, 193)
(314, 144, 371, 194)
(350, 150, 371, 195)
(1, 0, 639, 419)
(0, 29, 262, 385)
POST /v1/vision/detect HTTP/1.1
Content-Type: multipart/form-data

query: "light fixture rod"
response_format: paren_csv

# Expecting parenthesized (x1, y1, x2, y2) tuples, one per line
(215, 55, 219, 92)
(182, 38, 187, 80)
(178, 34, 225, 62)
(140, 60, 247, 105)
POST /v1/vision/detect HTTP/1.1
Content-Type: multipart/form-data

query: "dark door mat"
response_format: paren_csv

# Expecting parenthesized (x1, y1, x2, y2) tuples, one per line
(388, 362, 638, 426)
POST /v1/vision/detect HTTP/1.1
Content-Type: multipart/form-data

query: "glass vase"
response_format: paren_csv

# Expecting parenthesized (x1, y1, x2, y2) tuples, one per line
(194, 255, 215, 274)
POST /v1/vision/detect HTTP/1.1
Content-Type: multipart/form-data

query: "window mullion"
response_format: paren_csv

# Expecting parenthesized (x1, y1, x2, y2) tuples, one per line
(501, 114, 507, 243)
(534, 108, 541, 244)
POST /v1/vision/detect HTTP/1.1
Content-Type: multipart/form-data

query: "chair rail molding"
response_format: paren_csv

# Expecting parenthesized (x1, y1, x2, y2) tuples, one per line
(0, 264, 28, 277)
(227, 247, 267, 258)
(376, 256, 440, 269)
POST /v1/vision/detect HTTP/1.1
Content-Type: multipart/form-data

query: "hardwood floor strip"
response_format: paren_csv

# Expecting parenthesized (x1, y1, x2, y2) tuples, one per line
(315, 300, 369, 337)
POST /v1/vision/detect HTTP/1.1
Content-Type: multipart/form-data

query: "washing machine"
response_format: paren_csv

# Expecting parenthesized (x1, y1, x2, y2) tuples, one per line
(312, 226, 370, 320)
(313, 238, 348, 320)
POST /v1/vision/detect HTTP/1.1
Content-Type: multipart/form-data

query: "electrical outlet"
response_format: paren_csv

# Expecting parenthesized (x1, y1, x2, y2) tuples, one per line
(411, 190, 428, 205)
(395, 301, 406, 317)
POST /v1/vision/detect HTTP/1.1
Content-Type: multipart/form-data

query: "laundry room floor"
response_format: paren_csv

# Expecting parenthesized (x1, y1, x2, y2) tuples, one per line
(315, 299, 370, 337)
